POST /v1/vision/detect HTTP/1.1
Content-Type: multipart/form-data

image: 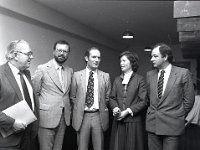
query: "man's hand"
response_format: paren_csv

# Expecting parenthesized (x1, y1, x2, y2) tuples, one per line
(13, 120, 27, 132)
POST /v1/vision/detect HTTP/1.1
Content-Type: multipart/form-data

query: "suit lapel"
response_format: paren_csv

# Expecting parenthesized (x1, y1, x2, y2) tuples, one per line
(81, 69, 86, 99)
(160, 66, 177, 102)
(97, 70, 102, 102)
(47, 60, 63, 92)
(151, 70, 159, 98)
(4, 63, 23, 101)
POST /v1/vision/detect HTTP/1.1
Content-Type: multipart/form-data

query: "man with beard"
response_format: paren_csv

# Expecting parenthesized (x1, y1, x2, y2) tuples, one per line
(32, 40, 73, 150)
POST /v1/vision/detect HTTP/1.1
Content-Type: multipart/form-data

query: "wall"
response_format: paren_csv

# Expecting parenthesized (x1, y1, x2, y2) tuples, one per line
(0, 0, 121, 81)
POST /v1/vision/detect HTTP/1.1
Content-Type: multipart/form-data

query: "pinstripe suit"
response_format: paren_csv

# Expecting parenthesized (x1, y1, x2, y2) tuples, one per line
(32, 59, 73, 150)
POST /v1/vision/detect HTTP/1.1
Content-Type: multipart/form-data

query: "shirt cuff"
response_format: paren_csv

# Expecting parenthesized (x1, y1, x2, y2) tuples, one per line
(127, 108, 133, 116)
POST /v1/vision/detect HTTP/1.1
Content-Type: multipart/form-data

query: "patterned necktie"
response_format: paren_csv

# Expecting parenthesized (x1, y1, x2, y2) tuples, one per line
(19, 71, 33, 110)
(59, 66, 65, 91)
(157, 70, 165, 99)
(85, 71, 94, 108)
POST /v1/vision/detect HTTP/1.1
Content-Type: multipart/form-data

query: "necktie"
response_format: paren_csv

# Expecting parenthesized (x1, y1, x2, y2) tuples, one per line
(85, 71, 94, 108)
(19, 71, 33, 110)
(59, 66, 65, 91)
(157, 70, 165, 99)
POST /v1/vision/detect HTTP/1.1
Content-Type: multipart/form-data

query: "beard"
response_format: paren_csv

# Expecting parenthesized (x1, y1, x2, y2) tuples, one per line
(54, 55, 67, 64)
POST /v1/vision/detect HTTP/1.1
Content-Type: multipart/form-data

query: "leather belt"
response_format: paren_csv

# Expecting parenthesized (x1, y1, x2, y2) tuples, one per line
(84, 109, 99, 113)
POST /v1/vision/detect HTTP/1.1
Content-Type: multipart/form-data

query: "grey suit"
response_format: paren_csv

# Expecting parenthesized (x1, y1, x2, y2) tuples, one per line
(70, 69, 111, 150)
(32, 59, 73, 150)
(146, 65, 195, 150)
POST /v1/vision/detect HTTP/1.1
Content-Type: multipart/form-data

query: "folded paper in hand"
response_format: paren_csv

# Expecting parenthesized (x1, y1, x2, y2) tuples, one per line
(0, 100, 37, 138)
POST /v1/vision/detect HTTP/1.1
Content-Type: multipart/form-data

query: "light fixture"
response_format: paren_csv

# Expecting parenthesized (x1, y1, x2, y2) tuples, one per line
(144, 46, 152, 52)
(122, 30, 133, 39)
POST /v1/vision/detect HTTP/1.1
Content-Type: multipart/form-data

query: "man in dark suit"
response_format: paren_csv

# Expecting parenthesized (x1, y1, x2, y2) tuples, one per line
(146, 43, 195, 150)
(70, 47, 111, 150)
(0, 40, 39, 150)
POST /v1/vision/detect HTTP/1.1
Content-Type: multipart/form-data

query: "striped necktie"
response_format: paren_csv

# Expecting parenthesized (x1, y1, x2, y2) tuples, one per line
(157, 70, 165, 99)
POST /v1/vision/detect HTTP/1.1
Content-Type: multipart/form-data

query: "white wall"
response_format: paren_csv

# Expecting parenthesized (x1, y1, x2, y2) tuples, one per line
(0, 1, 121, 81)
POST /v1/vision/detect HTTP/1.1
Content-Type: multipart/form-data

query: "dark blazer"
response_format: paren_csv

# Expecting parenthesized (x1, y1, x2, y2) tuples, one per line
(70, 69, 111, 131)
(0, 63, 39, 149)
(146, 65, 195, 136)
(109, 73, 147, 122)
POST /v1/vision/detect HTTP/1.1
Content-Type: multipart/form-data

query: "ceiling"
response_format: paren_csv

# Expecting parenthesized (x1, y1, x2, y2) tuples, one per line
(34, 0, 179, 47)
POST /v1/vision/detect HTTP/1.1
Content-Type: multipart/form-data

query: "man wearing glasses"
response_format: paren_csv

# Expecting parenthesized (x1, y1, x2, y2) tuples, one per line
(0, 40, 39, 150)
(32, 40, 73, 150)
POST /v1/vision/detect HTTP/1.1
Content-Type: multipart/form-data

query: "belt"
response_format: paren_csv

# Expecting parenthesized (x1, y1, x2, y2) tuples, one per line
(84, 109, 99, 113)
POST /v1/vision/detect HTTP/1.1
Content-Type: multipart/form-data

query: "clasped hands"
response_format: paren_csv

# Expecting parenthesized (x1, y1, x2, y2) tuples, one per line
(113, 107, 129, 121)
(12, 120, 27, 133)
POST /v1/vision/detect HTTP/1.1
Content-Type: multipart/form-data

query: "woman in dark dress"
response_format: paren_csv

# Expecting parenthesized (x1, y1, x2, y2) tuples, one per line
(109, 51, 147, 150)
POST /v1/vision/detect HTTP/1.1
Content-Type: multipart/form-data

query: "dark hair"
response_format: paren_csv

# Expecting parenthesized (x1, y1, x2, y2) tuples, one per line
(84, 47, 101, 57)
(53, 40, 70, 52)
(153, 43, 174, 63)
(120, 51, 139, 72)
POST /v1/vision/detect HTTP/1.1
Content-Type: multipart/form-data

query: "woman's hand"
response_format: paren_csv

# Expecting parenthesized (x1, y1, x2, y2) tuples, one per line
(117, 109, 129, 121)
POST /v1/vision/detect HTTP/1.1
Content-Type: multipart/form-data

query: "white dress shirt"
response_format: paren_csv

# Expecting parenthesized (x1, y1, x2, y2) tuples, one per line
(85, 67, 99, 110)
(158, 64, 172, 95)
(8, 62, 35, 110)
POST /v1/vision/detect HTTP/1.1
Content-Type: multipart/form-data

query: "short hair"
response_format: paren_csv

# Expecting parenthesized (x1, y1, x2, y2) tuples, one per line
(53, 40, 70, 52)
(5, 39, 30, 60)
(84, 47, 101, 58)
(120, 51, 139, 72)
(153, 43, 174, 63)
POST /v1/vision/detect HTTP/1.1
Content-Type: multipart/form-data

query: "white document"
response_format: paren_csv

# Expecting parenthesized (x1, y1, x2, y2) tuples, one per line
(0, 100, 37, 138)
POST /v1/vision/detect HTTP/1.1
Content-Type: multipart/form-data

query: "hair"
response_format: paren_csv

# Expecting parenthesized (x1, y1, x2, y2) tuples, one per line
(84, 47, 101, 58)
(53, 40, 70, 52)
(153, 43, 174, 63)
(120, 51, 139, 72)
(5, 39, 29, 60)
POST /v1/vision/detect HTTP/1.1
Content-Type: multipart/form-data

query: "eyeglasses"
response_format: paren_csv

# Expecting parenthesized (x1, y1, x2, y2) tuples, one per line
(16, 51, 33, 57)
(56, 49, 70, 54)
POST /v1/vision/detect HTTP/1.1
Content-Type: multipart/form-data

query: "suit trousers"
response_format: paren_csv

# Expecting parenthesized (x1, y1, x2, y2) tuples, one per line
(38, 113, 66, 150)
(77, 112, 104, 150)
(148, 132, 179, 150)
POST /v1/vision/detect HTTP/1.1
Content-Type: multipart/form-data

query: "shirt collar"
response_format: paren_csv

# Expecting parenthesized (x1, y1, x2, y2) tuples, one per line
(8, 62, 20, 76)
(86, 67, 97, 74)
(160, 64, 172, 74)
(53, 59, 63, 70)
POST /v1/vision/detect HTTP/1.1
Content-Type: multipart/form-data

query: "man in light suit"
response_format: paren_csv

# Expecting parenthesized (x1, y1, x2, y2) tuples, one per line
(32, 40, 73, 150)
(0, 40, 39, 150)
(146, 43, 195, 150)
(70, 47, 111, 150)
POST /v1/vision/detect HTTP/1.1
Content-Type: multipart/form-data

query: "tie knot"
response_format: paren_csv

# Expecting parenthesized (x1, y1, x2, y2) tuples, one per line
(160, 70, 165, 74)
(19, 70, 24, 75)
(89, 71, 94, 76)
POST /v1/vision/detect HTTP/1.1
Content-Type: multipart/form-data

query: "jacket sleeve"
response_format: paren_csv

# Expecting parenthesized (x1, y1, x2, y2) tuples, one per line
(109, 78, 119, 110)
(182, 69, 195, 116)
(129, 76, 148, 115)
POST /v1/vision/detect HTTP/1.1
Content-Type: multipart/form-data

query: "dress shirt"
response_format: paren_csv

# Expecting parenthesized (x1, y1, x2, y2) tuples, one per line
(8, 62, 35, 110)
(158, 64, 172, 95)
(53, 59, 65, 91)
(122, 70, 133, 85)
(85, 67, 99, 110)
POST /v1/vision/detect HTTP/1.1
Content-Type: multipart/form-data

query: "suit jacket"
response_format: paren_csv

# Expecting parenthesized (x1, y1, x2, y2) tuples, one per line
(32, 59, 73, 128)
(146, 65, 195, 136)
(109, 73, 147, 122)
(0, 63, 39, 148)
(70, 69, 111, 132)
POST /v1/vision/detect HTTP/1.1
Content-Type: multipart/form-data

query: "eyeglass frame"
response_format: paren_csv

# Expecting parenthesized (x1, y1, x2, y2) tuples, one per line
(56, 49, 70, 54)
(15, 51, 33, 57)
